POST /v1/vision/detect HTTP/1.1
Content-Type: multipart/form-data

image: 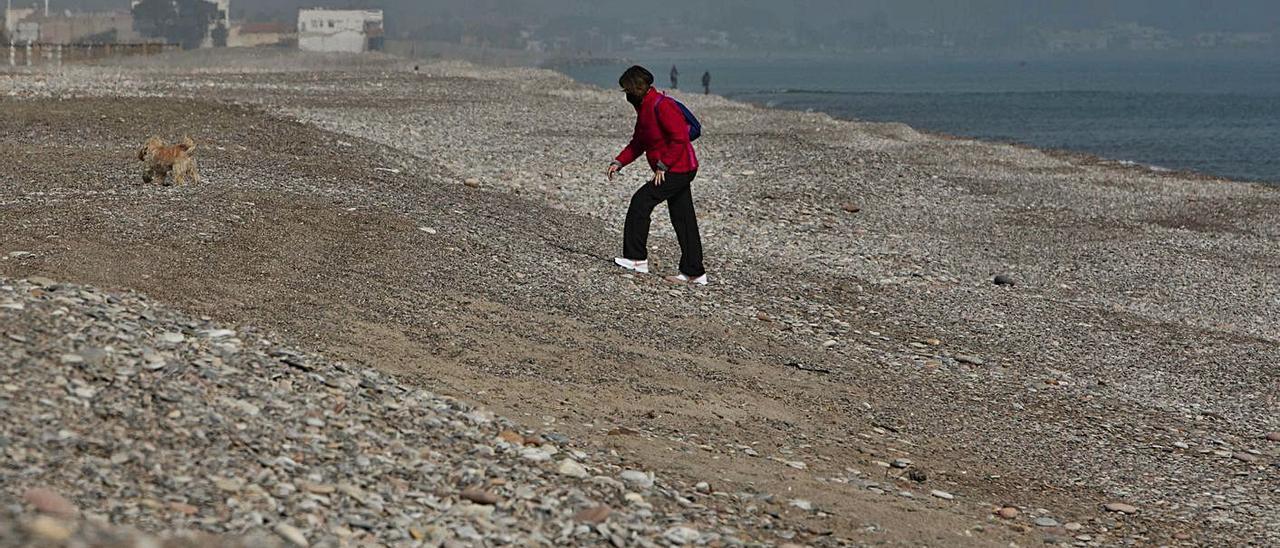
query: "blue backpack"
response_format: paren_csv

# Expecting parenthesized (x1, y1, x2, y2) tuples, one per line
(655, 94, 702, 141)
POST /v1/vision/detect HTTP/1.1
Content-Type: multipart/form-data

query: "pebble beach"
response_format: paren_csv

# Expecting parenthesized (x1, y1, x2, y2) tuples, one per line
(1, 50, 1277, 546)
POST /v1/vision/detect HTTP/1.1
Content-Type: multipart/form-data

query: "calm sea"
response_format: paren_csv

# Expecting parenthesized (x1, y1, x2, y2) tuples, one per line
(559, 56, 1280, 184)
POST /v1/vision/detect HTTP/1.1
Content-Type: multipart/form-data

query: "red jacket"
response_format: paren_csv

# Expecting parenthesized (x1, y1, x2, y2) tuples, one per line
(615, 88, 699, 173)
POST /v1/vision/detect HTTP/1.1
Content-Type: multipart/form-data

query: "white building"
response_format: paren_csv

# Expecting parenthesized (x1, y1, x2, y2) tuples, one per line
(297, 9, 383, 53)
(14, 20, 36, 42)
(4, 7, 37, 38)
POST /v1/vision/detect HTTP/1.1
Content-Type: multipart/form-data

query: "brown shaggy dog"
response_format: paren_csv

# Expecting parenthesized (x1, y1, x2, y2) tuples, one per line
(137, 136, 199, 186)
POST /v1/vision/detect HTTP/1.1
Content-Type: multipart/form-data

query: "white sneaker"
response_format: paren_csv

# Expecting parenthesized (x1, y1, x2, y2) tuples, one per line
(667, 273, 709, 286)
(614, 257, 649, 274)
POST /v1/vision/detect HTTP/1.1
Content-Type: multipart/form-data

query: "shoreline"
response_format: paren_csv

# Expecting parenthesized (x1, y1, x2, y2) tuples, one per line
(539, 57, 1279, 187)
(10, 47, 1269, 187)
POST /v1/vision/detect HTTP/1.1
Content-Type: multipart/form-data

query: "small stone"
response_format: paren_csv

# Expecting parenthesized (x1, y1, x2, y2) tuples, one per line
(169, 502, 198, 515)
(1064, 522, 1083, 531)
(573, 505, 612, 524)
(996, 506, 1020, 519)
(954, 354, 985, 365)
(301, 482, 335, 494)
(418, 227, 437, 234)
(456, 504, 495, 519)
(520, 447, 551, 461)
(464, 178, 481, 188)
(790, 499, 813, 511)
(930, 490, 954, 500)
(498, 430, 524, 445)
(606, 426, 640, 436)
(755, 311, 772, 322)
(221, 398, 260, 416)
(25, 516, 72, 541)
(23, 487, 78, 517)
(993, 274, 1015, 286)
(663, 526, 700, 545)
(409, 527, 425, 540)
(1104, 502, 1139, 514)
(27, 276, 57, 287)
(841, 203, 860, 213)
(213, 477, 244, 492)
(620, 470, 654, 489)
(274, 522, 309, 547)
(1232, 452, 1258, 463)
(159, 332, 185, 344)
(558, 458, 589, 478)
(1033, 517, 1060, 527)
(1267, 432, 1280, 442)
(78, 347, 109, 366)
(822, 339, 838, 348)
(783, 460, 807, 470)
(694, 481, 710, 493)
(891, 458, 912, 469)
(460, 487, 499, 505)
(59, 353, 85, 365)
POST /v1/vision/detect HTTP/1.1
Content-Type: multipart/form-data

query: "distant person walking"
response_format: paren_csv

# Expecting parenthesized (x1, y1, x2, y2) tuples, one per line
(670, 64, 679, 89)
(607, 65, 707, 285)
(702, 71, 711, 95)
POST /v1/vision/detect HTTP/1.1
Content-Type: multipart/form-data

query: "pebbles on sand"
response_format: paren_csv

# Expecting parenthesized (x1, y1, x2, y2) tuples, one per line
(0, 277, 753, 546)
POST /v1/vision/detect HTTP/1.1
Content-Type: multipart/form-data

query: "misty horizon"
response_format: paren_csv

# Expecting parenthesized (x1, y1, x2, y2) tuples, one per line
(17, 1, 1280, 53)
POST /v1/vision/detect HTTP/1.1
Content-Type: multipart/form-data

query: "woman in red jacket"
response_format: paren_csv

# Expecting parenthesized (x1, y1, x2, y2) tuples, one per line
(607, 65, 707, 285)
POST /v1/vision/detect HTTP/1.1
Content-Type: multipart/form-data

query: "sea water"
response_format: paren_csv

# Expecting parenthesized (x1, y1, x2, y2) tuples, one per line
(560, 56, 1280, 184)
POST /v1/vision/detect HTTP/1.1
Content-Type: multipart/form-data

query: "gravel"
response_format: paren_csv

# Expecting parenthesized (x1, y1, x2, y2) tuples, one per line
(0, 277, 748, 546)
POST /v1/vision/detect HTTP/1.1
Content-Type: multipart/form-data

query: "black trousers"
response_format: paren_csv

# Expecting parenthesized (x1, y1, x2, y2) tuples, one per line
(623, 170, 705, 277)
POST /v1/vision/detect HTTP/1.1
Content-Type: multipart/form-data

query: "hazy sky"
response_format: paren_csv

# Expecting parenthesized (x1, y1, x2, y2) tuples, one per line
(32, 1, 1280, 37)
